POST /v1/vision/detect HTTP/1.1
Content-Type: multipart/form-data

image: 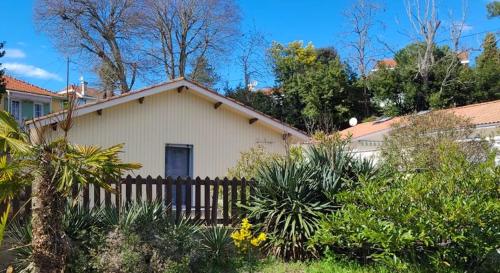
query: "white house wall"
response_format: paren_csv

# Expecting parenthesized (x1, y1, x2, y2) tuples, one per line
(44, 88, 296, 178)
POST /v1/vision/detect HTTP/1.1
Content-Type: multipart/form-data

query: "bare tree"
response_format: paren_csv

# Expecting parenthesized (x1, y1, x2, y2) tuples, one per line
(237, 28, 268, 89)
(405, 0, 441, 109)
(141, 0, 241, 80)
(34, 0, 142, 94)
(343, 0, 381, 117)
(405, 0, 469, 108)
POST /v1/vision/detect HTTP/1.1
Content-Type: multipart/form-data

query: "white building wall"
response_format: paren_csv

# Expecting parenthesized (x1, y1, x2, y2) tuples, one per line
(45, 89, 300, 178)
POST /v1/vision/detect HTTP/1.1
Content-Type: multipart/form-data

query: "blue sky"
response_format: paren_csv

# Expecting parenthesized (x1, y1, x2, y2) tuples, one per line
(1, 0, 498, 92)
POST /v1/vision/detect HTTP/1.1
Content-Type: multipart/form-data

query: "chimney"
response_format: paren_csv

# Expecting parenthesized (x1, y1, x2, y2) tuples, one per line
(79, 75, 88, 96)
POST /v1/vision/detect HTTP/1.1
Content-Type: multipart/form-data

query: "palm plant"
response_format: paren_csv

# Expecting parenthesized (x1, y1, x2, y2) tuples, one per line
(0, 109, 141, 273)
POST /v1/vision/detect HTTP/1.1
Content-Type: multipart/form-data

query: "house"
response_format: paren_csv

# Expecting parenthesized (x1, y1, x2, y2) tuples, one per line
(1, 75, 65, 124)
(58, 76, 104, 105)
(28, 78, 309, 178)
(340, 100, 500, 164)
(371, 59, 397, 72)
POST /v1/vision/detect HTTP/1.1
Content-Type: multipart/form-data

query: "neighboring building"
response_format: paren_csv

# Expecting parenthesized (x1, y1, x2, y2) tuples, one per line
(58, 77, 104, 105)
(28, 78, 309, 178)
(457, 51, 470, 66)
(371, 59, 397, 72)
(3, 75, 65, 124)
(340, 100, 500, 164)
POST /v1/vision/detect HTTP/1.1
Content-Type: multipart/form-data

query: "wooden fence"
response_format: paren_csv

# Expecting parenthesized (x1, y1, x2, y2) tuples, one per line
(10, 175, 255, 226)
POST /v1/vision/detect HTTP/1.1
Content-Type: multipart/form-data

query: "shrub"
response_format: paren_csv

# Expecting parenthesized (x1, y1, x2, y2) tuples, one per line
(247, 139, 376, 261)
(311, 144, 500, 272)
(227, 145, 282, 179)
(381, 111, 492, 171)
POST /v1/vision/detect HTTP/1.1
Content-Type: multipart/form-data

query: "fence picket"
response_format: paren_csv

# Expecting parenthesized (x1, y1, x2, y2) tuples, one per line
(146, 176, 153, 202)
(155, 176, 163, 203)
(204, 177, 211, 223)
(175, 177, 182, 222)
(185, 177, 192, 218)
(241, 178, 247, 217)
(83, 185, 89, 210)
(222, 178, 229, 225)
(94, 185, 101, 207)
(136, 175, 143, 202)
(195, 177, 201, 220)
(125, 175, 133, 204)
(212, 178, 220, 225)
(166, 177, 173, 215)
(231, 178, 238, 225)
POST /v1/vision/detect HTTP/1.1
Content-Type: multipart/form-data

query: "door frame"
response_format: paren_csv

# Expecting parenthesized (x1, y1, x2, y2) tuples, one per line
(165, 144, 194, 208)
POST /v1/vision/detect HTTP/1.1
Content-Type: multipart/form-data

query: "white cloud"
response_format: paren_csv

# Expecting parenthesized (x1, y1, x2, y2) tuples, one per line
(3, 62, 62, 81)
(4, 48, 26, 59)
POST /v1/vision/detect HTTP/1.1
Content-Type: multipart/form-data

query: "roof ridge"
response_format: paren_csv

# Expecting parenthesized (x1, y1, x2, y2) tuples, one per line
(5, 74, 56, 94)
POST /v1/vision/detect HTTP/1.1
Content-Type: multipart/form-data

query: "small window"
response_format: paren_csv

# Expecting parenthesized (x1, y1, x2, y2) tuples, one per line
(10, 100, 20, 121)
(34, 103, 43, 118)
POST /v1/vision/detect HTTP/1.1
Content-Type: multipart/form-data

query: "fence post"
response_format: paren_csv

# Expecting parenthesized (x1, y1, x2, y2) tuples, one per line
(212, 177, 220, 225)
(231, 178, 238, 225)
(195, 177, 201, 221)
(83, 184, 89, 210)
(166, 177, 173, 216)
(94, 184, 101, 208)
(222, 178, 229, 226)
(105, 183, 111, 208)
(146, 175, 153, 202)
(240, 178, 247, 218)
(115, 179, 121, 212)
(185, 177, 192, 218)
(175, 177, 182, 222)
(125, 175, 133, 204)
(136, 175, 143, 202)
(155, 176, 163, 203)
(204, 177, 211, 224)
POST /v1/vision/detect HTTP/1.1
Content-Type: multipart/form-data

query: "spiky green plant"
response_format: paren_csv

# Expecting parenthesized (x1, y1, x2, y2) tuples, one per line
(247, 140, 377, 261)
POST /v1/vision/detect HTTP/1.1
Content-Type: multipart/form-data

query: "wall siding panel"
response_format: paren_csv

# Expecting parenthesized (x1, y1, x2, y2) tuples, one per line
(48, 89, 297, 177)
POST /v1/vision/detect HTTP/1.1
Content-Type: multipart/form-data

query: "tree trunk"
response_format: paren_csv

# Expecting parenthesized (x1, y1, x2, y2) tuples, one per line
(31, 167, 68, 273)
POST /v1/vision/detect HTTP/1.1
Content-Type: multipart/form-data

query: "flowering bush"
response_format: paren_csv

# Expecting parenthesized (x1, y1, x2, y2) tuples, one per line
(231, 218, 266, 252)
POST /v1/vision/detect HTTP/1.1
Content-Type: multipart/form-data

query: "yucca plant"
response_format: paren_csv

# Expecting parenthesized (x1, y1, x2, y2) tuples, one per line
(200, 226, 234, 267)
(247, 139, 377, 261)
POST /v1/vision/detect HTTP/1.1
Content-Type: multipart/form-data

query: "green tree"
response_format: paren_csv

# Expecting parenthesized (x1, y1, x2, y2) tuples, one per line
(0, 110, 141, 272)
(473, 33, 500, 101)
(188, 56, 220, 88)
(269, 42, 358, 132)
(487, 1, 500, 18)
(370, 43, 473, 115)
(225, 85, 281, 119)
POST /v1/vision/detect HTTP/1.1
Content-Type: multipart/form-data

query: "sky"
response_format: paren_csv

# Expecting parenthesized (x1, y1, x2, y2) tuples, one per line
(0, 0, 498, 93)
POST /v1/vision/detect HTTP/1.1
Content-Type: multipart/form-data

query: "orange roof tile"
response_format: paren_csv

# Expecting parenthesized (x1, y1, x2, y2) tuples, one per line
(340, 100, 500, 139)
(5, 75, 61, 97)
(375, 59, 397, 69)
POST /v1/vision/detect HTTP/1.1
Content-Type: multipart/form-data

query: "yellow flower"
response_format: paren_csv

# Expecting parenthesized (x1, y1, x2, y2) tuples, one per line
(257, 232, 267, 242)
(250, 238, 260, 247)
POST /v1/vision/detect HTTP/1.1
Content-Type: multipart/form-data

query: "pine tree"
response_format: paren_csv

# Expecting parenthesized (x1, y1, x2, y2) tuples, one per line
(474, 33, 500, 101)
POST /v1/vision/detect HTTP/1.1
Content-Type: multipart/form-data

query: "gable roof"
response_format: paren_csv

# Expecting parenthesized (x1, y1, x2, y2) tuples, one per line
(27, 78, 309, 141)
(5, 75, 61, 98)
(341, 99, 500, 139)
